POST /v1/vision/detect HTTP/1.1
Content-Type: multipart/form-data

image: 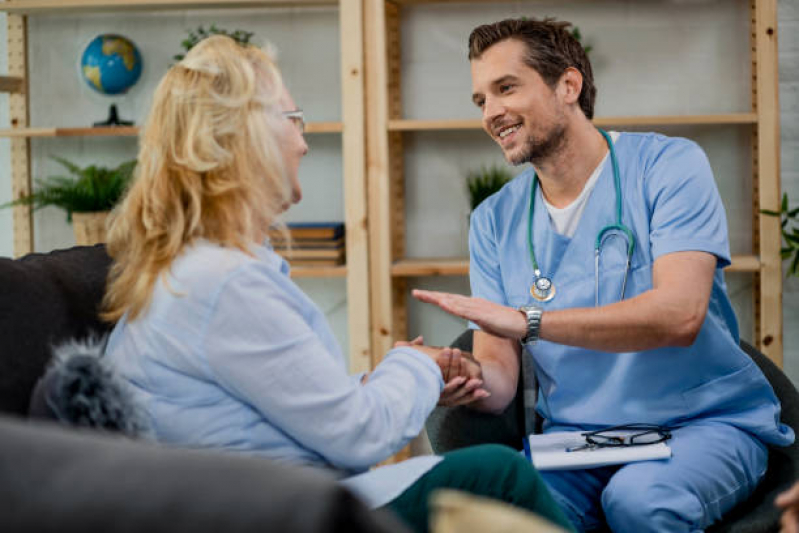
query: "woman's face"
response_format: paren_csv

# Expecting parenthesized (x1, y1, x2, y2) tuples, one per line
(277, 86, 308, 209)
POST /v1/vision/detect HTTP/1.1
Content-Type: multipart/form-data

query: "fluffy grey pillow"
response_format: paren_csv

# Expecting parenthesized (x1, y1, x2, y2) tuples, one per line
(28, 336, 147, 437)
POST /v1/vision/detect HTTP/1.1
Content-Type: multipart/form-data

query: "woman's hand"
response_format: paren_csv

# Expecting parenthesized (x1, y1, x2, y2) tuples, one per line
(412, 289, 527, 340)
(394, 335, 424, 348)
(404, 343, 490, 406)
(437, 349, 490, 407)
(777, 481, 799, 533)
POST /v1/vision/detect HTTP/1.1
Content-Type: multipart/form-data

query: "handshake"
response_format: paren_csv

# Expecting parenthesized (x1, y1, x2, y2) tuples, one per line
(395, 336, 491, 407)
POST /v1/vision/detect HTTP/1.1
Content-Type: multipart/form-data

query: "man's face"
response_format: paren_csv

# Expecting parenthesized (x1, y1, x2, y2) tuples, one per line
(470, 39, 567, 165)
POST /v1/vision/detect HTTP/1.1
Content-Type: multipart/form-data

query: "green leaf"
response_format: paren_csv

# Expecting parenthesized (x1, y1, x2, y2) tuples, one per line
(178, 24, 255, 56)
(0, 156, 136, 217)
(782, 192, 789, 213)
(466, 165, 513, 210)
(760, 208, 780, 216)
(785, 232, 799, 246)
(790, 250, 799, 277)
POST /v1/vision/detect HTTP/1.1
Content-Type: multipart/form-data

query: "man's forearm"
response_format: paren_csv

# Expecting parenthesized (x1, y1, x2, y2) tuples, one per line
(469, 332, 521, 414)
(468, 357, 517, 413)
(540, 288, 705, 352)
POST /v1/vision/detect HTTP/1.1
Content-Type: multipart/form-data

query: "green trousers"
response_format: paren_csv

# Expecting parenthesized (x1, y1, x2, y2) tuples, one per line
(383, 444, 575, 533)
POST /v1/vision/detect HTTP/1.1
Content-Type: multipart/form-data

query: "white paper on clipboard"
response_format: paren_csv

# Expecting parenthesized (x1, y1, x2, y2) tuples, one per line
(527, 431, 672, 471)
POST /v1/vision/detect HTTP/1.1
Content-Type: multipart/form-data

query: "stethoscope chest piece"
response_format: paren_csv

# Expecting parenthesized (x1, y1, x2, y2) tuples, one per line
(530, 275, 556, 302)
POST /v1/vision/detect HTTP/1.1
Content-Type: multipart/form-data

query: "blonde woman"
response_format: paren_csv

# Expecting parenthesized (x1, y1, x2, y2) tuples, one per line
(102, 35, 571, 533)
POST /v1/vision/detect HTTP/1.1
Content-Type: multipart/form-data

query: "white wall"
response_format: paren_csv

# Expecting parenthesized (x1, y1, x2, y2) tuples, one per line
(0, 0, 796, 384)
(779, 0, 799, 386)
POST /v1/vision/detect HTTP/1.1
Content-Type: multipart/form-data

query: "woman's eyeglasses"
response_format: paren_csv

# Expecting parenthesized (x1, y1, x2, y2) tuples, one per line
(283, 109, 305, 134)
(566, 424, 672, 452)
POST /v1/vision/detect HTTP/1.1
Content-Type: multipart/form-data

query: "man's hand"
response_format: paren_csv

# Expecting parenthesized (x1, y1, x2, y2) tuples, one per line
(412, 289, 526, 340)
(776, 481, 799, 533)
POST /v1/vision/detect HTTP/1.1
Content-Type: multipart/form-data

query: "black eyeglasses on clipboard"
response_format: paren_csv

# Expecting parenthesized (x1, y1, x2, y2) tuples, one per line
(566, 423, 672, 453)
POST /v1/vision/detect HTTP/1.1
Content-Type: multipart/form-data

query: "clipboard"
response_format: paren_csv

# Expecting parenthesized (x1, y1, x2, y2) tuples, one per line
(526, 431, 672, 471)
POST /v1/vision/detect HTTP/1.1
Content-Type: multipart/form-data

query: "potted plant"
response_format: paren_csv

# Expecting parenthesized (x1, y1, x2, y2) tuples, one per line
(1, 156, 136, 245)
(174, 25, 255, 61)
(466, 165, 513, 212)
(763, 192, 799, 277)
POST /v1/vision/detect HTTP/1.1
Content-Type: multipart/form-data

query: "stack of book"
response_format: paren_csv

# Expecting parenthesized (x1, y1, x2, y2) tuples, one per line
(269, 222, 345, 267)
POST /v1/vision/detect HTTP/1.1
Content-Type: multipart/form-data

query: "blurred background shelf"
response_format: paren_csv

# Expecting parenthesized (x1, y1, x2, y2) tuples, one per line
(388, 113, 759, 132)
(0, 122, 343, 138)
(0, 0, 337, 14)
(390, 255, 763, 278)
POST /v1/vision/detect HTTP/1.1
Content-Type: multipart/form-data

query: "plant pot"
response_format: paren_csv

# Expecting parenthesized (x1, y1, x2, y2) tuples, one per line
(72, 211, 109, 246)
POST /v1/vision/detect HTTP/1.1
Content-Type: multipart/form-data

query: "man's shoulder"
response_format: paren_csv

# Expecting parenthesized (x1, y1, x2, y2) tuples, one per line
(618, 131, 704, 164)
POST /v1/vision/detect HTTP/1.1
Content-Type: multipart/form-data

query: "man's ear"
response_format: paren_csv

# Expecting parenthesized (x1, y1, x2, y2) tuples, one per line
(557, 67, 583, 106)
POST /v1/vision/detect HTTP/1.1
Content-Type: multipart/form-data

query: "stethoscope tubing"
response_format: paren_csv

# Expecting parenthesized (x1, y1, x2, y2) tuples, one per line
(528, 129, 636, 306)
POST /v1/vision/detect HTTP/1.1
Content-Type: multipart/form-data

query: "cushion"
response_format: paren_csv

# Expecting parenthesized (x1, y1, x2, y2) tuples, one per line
(28, 336, 147, 436)
(0, 245, 113, 415)
(430, 490, 569, 533)
(0, 415, 408, 533)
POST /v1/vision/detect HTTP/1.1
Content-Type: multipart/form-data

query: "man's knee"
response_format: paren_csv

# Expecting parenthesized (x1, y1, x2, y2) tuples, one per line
(601, 473, 704, 533)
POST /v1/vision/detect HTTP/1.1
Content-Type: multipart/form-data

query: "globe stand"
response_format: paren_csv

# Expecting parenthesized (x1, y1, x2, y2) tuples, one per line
(93, 104, 133, 127)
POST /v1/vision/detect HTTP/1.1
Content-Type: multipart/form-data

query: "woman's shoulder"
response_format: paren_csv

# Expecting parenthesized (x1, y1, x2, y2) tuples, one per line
(166, 240, 284, 298)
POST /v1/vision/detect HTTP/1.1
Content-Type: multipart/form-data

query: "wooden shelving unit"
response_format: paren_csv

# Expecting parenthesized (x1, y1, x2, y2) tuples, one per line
(365, 0, 784, 367)
(1, 0, 371, 373)
(290, 264, 347, 278)
(0, 122, 343, 137)
(0, 0, 336, 13)
(390, 255, 764, 278)
(388, 113, 759, 132)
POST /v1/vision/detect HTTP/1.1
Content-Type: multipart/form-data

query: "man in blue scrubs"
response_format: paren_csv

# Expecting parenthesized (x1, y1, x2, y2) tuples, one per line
(414, 17, 794, 532)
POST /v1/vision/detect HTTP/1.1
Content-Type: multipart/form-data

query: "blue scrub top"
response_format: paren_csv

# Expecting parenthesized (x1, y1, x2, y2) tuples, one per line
(469, 132, 793, 447)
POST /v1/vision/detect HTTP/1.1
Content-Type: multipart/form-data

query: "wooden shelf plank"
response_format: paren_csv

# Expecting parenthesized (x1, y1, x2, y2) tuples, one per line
(391, 258, 468, 277)
(0, 126, 138, 137)
(306, 121, 344, 134)
(392, 255, 761, 277)
(388, 113, 759, 132)
(0, 122, 342, 138)
(0, 75, 23, 93)
(726, 255, 761, 273)
(0, 0, 336, 14)
(289, 265, 347, 278)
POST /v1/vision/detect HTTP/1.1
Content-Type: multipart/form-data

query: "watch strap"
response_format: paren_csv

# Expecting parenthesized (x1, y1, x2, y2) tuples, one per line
(519, 305, 543, 345)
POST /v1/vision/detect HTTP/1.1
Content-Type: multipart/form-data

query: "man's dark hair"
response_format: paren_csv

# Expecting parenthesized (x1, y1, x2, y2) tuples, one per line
(468, 17, 596, 119)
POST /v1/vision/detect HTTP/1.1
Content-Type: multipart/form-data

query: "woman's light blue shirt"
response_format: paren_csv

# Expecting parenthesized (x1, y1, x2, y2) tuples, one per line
(469, 132, 793, 447)
(105, 240, 444, 507)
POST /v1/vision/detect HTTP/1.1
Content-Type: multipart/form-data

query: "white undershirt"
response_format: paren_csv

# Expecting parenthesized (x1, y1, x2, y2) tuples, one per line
(543, 131, 620, 238)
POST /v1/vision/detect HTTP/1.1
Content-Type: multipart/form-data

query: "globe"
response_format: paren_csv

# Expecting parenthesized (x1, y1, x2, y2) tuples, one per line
(80, 34, 143, 96)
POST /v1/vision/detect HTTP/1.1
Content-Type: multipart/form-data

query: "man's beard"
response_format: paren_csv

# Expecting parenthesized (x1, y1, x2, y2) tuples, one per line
(506, 122, 567, 166)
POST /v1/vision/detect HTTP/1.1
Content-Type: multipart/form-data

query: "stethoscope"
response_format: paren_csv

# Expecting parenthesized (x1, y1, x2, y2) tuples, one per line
(527, 129, 636, 306)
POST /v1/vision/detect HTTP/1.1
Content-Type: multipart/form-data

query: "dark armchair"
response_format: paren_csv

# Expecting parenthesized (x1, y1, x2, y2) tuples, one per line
(426, 329, 799, 533)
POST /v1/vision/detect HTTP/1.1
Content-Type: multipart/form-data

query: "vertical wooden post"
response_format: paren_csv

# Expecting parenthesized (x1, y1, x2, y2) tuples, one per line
(7, 13, 32, 257)
(365, 0, 396, 363)
(340, 0, 372, 373)
(385, 1, 408, 346)
(752, 0, 783, 366)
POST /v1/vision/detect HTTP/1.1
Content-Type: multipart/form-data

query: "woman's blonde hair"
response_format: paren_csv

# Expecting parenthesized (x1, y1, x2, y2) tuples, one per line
(102, 35, 290, 323)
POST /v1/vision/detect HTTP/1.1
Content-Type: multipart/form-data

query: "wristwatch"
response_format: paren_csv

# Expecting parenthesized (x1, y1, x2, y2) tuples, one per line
(518, 305, 543, 345)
